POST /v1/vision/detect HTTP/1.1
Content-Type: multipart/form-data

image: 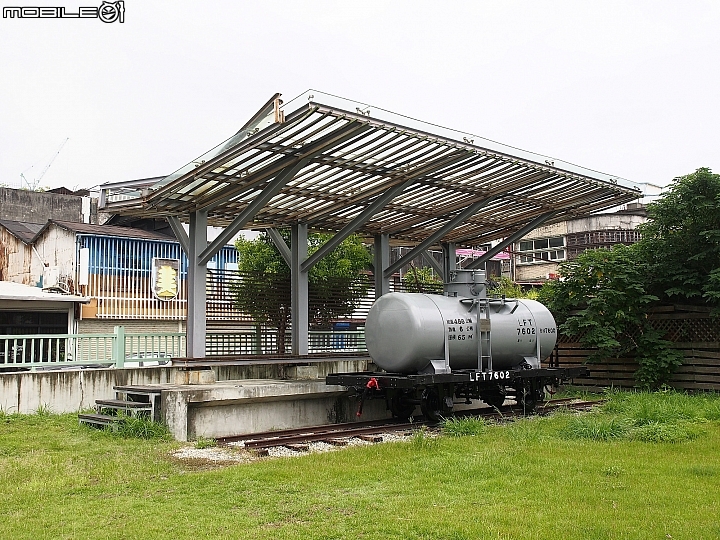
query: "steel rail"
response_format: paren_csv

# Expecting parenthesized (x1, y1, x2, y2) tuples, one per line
(216, 399, 603, 450)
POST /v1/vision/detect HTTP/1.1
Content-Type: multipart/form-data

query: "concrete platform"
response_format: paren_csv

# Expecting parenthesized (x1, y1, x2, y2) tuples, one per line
(157, 379, 390, 441)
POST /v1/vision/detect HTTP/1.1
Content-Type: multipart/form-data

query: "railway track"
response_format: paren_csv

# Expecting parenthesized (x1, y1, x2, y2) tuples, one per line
(217, 398, 603, 452)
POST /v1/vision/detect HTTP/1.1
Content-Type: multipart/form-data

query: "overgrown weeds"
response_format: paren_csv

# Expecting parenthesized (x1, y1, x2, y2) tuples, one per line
(194, 436, 217, 449)
(104, 414, 171, 440)
(442, 416, 487, 437)
(558, 390, 719, 443)
(410, 426, 438, 449)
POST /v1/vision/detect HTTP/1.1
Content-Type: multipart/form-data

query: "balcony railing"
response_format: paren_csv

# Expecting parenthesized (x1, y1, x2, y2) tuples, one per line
(0, 327, 367, 371)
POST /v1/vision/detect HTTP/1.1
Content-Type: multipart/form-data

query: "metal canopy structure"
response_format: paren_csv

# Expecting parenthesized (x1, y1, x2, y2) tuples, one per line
(101, 91, 641, 358)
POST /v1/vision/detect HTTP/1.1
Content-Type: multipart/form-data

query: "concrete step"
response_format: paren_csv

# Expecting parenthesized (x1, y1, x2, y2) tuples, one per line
(113, 385, 162, 422)
(79, 413, 120, 429)
(96, 399, 152, 410)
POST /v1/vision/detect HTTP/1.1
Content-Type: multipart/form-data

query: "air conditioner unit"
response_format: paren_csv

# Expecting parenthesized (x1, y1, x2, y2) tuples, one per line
(42, 266, 70, 293)
(43, 266, 60, 289)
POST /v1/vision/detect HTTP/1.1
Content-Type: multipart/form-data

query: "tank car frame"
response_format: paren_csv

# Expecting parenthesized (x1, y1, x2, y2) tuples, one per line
(326, 365, 589, 421)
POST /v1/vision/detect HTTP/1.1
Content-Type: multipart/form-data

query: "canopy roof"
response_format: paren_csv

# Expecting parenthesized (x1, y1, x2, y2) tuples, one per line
(101, 91, 641, 246)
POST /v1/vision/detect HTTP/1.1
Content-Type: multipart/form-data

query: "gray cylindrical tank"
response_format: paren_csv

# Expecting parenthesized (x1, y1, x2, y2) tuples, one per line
(365, 292, 557, 374)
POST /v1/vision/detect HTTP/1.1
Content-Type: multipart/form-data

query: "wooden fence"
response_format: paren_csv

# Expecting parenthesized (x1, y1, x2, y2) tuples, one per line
(551, 306, 720, 391)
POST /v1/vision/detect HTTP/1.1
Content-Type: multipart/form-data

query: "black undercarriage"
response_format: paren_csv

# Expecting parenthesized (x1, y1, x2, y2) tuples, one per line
(326, 366, 589, 422)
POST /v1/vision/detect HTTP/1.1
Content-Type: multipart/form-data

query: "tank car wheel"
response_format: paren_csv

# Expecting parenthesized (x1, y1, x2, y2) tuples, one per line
(482, 389, 506, 409)
(420, 387, 442, 423)
(390, 392, 416, 420)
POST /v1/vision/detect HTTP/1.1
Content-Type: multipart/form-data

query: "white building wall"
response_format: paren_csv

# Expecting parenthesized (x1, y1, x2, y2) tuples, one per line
(35, 227, 78, 293)
(0, 229, 35, 285)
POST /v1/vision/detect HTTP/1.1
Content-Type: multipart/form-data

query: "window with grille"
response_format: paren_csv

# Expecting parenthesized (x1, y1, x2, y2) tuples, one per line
(516, 237, 565, 265)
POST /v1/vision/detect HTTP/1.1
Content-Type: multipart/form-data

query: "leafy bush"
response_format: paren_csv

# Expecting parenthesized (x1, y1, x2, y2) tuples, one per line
(639, 167, 720, 309)
(538, 168, 720, 387)
(488, 276, 538, 299)
(539, 245, 683, 388)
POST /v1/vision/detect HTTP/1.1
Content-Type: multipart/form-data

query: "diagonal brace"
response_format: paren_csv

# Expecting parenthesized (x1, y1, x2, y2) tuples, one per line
(197, 159, 308, 265)
(267, 228, 291, 266)
(466, 211, 557, 269)
(384, 196, 496, 278)
(301, 151, 471, 271)
(422, 251, 444, 280)
(300, 178, 416, 273)
(167, 216, 190, 254)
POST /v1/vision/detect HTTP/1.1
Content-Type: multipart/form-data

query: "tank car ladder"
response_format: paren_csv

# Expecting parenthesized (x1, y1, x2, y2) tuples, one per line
(476, 299, 492, 372)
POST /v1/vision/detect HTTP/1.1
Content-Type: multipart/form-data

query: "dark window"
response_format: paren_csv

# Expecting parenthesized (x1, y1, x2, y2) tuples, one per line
(0, 311, 67, 335)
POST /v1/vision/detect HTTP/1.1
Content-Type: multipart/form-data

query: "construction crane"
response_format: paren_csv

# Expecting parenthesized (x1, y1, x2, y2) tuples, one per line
(20, 137, 70, 190)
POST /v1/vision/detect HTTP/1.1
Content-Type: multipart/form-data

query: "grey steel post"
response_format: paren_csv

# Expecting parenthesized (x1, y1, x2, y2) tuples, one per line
(442, 242, 456, 282)
(291, 223, 309, 355)
(187, 209, 208, 358)
(374, 233, 390, 299)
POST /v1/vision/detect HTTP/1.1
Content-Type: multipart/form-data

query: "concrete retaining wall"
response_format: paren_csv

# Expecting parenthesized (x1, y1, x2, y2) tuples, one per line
(0, 358, 369, 414)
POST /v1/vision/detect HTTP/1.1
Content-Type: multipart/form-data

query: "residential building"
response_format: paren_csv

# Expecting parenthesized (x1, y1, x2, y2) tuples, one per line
(513, 205, 647, 283)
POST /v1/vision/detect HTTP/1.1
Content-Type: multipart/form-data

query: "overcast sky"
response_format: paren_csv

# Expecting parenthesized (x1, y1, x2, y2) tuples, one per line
(1, 0, 718, 192)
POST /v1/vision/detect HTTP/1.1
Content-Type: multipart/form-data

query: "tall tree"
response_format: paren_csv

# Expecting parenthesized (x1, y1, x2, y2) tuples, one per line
(639, 167, 720, 308)
(233, 231, 371, 353)
(537, 168, 720, 388)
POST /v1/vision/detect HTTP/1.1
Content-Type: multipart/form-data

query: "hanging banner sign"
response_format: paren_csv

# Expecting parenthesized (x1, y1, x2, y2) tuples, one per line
(152, 258, 180, 300)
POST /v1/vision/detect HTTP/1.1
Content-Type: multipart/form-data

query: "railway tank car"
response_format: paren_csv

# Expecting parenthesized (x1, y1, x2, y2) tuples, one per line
(327, 270, 587, 421)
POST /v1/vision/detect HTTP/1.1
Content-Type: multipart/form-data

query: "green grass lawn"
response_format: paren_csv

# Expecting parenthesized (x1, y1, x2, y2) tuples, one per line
(1, 392, 719, 540)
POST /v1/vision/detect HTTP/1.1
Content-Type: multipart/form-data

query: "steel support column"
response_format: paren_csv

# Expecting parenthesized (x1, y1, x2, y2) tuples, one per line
(187, 209, 208, 358)
(374, 233, 390, 299)
(442, 242, 456, 280)
(291, 223, 309, 355)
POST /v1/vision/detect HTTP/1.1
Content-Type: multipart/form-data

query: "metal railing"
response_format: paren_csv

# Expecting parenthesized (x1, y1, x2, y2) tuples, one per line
(0, 327, 367, 371)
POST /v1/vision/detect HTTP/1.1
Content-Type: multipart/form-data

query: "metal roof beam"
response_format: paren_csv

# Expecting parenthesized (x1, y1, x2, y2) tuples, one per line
(384, 196, 497, 278)
(197, 124, 374, 264)
(465, 211, 557, 269)
(197, 159, 309, 266)
(300, 176, 416, 272)
(191, 121, 372, 213)
(300, 151, 471, 272)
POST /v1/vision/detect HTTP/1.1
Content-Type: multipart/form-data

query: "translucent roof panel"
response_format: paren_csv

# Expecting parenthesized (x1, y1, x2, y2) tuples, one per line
(101, 92, 642, 246)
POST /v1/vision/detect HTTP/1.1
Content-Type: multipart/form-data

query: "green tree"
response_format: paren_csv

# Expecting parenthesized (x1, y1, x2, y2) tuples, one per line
(233, 231, 371, 353)
(538, 245, 683, 388)
(639, 167, 720, 309)
(401, 265, 442, 293)
(488, 276, 539, 299)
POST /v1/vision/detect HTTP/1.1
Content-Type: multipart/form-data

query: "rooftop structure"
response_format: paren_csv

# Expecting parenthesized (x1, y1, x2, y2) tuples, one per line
(100, 91, 642, 358)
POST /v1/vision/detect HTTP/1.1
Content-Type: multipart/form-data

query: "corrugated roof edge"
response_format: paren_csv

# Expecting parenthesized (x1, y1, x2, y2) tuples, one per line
(29, 220, 176, 244)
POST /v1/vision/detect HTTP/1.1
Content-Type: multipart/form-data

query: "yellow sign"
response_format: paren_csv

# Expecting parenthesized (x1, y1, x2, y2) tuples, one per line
(152, 258, 179, 300)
